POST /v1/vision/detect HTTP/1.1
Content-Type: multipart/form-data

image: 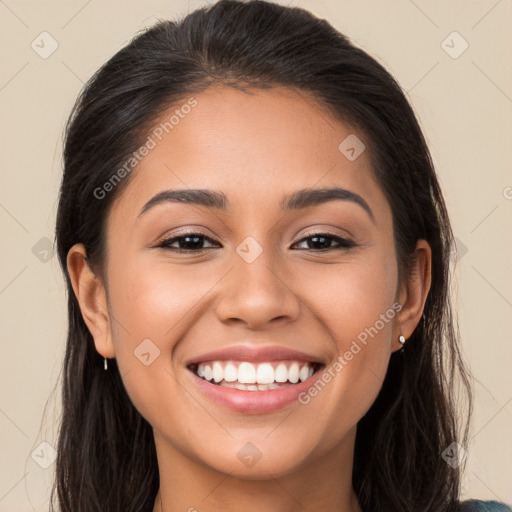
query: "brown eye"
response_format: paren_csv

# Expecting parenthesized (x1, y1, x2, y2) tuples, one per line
(292, 233, 356, 251)
(156, 232, 220, 253)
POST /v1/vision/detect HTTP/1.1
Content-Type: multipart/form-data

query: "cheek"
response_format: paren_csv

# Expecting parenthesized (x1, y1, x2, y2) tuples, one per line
(335, 249, 398, 376)
(107, 256, 209, 342)
(297, 246, 398, 406)
(104, 255, 228, 384)
(103, 257, 211, 416)
(299, 244, 398, 343)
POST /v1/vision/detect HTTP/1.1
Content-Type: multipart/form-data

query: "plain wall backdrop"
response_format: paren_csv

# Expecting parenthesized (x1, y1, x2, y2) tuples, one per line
(0, 0, 511, 510)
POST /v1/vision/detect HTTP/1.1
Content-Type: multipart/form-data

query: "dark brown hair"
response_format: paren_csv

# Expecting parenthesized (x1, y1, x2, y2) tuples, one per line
(52, 1, 473, 510)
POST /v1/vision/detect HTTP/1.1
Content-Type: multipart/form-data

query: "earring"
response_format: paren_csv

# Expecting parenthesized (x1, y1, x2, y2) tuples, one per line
(398, 335, 406, 346)
(104, 357, 108, 370)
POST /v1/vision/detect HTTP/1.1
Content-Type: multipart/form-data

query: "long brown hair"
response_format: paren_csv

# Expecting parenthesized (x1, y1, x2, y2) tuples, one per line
(52, 1, 473, 510)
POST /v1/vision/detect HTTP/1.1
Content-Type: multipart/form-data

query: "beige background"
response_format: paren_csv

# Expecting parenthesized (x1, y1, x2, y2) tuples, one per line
(1, 0, 511, 510)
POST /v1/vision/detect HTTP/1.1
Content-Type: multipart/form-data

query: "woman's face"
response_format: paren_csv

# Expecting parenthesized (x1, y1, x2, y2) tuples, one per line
(73, 85, 429, 479)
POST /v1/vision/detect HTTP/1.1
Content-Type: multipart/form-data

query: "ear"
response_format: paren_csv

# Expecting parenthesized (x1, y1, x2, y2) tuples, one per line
(393, 239, 432, 352)
(66, 243, 115, 359)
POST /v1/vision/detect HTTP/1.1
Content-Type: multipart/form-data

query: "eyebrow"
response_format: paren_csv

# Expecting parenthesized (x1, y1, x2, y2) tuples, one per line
(137, 186, 375, 223)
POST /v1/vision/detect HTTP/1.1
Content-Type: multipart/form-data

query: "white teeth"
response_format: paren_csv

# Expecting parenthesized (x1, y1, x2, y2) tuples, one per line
(219, 381, 287, 391)
(274, 363, 288, 382)
(238, 362, 256, 384)
(288, 362, 299, 383)
(224, 362, 238, 382)
(256, 363, 275, 384)
(299, 364, 310, 382)
(212, 362, 224, 383)
(195, 360, 318, 386)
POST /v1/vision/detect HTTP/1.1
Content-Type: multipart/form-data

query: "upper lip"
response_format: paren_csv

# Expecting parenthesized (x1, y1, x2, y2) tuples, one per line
(185, 344, 325, 366)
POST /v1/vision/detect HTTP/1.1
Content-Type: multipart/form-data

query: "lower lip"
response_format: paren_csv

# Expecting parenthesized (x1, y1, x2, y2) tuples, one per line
(188, 367, 323, 415)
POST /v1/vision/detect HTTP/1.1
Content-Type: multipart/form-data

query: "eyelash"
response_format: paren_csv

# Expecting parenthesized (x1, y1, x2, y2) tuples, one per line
(154, 230, 357, 253)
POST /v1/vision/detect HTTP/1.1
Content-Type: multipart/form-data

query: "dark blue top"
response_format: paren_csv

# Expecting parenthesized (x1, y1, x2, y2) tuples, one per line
(459, 500, 512, 511)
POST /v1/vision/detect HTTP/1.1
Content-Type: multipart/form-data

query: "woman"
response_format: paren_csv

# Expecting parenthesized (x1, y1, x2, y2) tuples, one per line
(51, 1, 511, 511)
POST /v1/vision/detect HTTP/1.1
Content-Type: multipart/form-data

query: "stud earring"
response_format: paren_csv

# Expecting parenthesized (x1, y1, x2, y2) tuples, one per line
(104, 357, 108, 370)
(398, 335, 406, 346)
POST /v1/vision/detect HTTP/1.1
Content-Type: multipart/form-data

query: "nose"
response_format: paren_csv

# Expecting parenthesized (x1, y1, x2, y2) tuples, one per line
(215, 248, 301, 330)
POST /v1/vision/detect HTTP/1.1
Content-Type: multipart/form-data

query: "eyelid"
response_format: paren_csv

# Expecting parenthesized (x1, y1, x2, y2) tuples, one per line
(297, 227, 353, 240)
(153, 227, 220, 247)
(154, 228, 353, 245)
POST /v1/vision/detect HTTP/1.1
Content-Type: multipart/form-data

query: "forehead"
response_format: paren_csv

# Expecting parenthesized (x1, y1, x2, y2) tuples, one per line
(109, 85, 388, 221)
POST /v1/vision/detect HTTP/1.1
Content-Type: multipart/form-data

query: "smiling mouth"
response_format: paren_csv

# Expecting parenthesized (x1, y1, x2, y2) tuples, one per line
(187, 360, 324, 391)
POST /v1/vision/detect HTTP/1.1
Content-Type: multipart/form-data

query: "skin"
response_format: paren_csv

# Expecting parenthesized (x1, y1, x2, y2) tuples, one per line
(67, 85, 431, 512)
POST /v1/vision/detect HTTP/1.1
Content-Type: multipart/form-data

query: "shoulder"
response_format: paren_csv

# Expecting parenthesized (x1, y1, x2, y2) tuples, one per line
(459, 500, 512, 512)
